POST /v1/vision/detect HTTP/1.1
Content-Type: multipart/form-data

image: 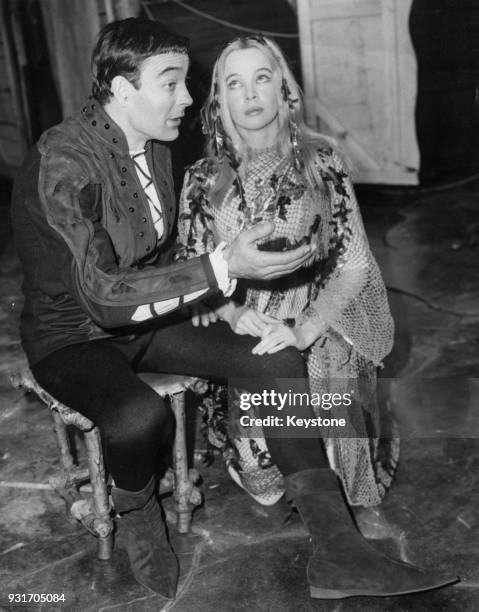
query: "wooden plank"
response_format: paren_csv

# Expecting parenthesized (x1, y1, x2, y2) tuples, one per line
(308, 0, 379, 21)
(112, 0, 141, 17)
(0, 101, 17, 117)
(0, 0, 29, 167)
(312, 99, 381, 172)
(383, 0, 419, 176)
(40, 0, 102, 117)
(0, 158, 17, 177)
(297, 0, 419, 184)
(0, 124, 22, 141)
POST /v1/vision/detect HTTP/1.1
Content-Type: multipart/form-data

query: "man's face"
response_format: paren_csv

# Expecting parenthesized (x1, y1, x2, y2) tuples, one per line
(125, 52, 192, 145)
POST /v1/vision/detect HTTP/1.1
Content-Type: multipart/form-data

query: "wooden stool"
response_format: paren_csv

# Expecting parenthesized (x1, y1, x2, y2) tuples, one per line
(11, 369, 205, 560)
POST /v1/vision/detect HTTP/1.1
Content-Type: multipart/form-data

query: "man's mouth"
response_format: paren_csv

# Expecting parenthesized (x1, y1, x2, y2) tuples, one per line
(245, 107, 263, 116)
(167, 116, 184, 125)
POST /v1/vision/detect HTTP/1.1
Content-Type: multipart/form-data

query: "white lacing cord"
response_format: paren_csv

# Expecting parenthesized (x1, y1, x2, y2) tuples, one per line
(143, 0, 299, 39)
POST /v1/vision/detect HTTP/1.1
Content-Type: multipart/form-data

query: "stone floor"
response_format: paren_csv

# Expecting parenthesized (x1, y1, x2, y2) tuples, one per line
(1, 176, 479, 611)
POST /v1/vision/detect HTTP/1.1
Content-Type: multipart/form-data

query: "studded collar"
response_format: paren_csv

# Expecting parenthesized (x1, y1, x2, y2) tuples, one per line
(80, 98, 130, 156)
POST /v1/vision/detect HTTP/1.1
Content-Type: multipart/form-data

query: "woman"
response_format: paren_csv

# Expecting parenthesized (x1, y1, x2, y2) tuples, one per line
(176, 35, 455, 598)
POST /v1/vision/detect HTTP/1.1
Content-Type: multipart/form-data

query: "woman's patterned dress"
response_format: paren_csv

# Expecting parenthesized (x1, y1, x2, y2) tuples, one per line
(176, 146, 398, 507)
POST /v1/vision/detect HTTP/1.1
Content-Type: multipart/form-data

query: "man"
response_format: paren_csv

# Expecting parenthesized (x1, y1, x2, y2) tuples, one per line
(11, 18, 313, 597)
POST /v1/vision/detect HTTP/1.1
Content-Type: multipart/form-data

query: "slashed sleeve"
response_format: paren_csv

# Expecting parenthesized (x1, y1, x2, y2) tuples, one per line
(38, 149, 218, 328)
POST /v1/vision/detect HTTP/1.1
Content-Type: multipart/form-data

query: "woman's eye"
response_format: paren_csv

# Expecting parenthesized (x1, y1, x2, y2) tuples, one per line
(165, 81, 177, 90)
(257, 73, 271, 83)
(227, 79, 241, 89)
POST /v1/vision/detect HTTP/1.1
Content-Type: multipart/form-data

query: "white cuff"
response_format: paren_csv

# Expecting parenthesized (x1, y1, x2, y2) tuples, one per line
(131, 288, 209, 322)
(131, 298, 180, 321)
(209, 241, 237, 297)
(183, 288, 208, 303)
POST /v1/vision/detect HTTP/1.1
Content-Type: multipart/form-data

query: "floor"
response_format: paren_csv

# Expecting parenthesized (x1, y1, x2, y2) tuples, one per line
(1, 175, 479, 612)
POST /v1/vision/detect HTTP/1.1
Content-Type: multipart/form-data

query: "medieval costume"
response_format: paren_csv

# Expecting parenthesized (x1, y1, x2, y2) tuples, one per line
(177, 144, 398, 507)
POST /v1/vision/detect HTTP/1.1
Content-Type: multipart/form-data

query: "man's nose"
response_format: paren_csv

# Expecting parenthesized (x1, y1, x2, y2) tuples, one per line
(179, 84, 193, 107)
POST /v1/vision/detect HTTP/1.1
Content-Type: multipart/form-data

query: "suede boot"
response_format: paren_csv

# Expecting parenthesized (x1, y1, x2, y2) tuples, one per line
(285, 468, 458, 599)
(112, 477, 179, 598)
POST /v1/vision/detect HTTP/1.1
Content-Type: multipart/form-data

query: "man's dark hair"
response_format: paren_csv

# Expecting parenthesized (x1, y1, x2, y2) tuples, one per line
(91, 18, 189, 104)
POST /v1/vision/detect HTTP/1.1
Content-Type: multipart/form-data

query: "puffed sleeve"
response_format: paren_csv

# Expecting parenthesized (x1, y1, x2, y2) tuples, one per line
(37, 148, 218, 328)
(300, 150, 393, 363)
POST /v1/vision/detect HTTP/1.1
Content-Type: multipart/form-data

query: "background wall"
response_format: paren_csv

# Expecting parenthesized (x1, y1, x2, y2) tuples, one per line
(1, 0, 478, 187)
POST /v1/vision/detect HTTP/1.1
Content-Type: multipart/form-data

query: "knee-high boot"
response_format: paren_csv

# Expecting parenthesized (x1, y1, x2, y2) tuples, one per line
(284, 468, 458, 599)
(112, 477, 179, 598)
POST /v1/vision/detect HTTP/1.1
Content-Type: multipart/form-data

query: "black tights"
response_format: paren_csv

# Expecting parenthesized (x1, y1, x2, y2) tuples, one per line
(33, 316, 328, 491)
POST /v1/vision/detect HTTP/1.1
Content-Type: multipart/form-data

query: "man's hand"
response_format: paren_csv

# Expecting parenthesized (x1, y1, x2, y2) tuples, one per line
(190, 303, 219, 327)
(224, 222, 314, 280)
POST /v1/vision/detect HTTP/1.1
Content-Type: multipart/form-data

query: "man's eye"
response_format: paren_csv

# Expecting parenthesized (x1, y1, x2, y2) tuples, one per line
(165, 81, 177, 90)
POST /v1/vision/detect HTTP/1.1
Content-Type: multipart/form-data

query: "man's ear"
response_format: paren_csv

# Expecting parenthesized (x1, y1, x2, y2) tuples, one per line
(110, 75, 135, 106)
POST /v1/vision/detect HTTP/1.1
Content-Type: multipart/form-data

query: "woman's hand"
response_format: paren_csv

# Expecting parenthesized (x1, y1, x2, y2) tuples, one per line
(231, 309, 279, 337)
(215, 301, 279, 337)
(251, 320, 327, 354)
(251, 323, 301, 354)
(190, 300, 278, 337)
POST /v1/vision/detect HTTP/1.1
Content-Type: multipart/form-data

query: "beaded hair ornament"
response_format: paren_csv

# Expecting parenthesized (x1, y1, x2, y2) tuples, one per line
(280, 77, 304, 173)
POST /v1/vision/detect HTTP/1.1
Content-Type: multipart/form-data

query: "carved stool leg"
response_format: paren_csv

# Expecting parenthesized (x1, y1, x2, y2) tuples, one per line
(51, 409, 74, 474)
(83, 427, 114, 560)
(138, 373, 203, 533)
(11, 369, 115, 560)
(49, 409, 81, 522)
(170, 390, 192, 533)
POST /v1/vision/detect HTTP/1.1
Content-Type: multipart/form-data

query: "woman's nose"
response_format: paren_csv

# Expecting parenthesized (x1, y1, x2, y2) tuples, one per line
(245, 84, 257, 100)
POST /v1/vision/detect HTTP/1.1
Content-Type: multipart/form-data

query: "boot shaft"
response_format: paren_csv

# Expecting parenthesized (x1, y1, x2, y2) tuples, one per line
(112, 476, 156, 515)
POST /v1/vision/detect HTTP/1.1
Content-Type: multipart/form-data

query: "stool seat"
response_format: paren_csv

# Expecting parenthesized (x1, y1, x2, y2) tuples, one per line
(11, 369, 95, 430)
(138, 373, 199, 396)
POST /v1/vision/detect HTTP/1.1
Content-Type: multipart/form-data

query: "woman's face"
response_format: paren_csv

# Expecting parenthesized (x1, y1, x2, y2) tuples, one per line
(223, 46, 280, 143)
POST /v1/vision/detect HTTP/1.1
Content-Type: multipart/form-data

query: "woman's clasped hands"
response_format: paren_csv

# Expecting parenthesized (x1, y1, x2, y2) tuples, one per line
(189, 301, 319, 354)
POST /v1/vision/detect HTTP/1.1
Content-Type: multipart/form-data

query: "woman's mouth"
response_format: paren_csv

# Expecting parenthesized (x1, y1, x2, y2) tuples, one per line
(245, 107, 263, 116)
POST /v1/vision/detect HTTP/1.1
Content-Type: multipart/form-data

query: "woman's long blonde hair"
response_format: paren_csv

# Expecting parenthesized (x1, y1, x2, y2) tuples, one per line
(201, 35, 336, 203)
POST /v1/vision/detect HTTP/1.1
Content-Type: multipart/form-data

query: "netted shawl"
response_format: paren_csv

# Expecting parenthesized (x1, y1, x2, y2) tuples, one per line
(177, 147, 397, 506)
